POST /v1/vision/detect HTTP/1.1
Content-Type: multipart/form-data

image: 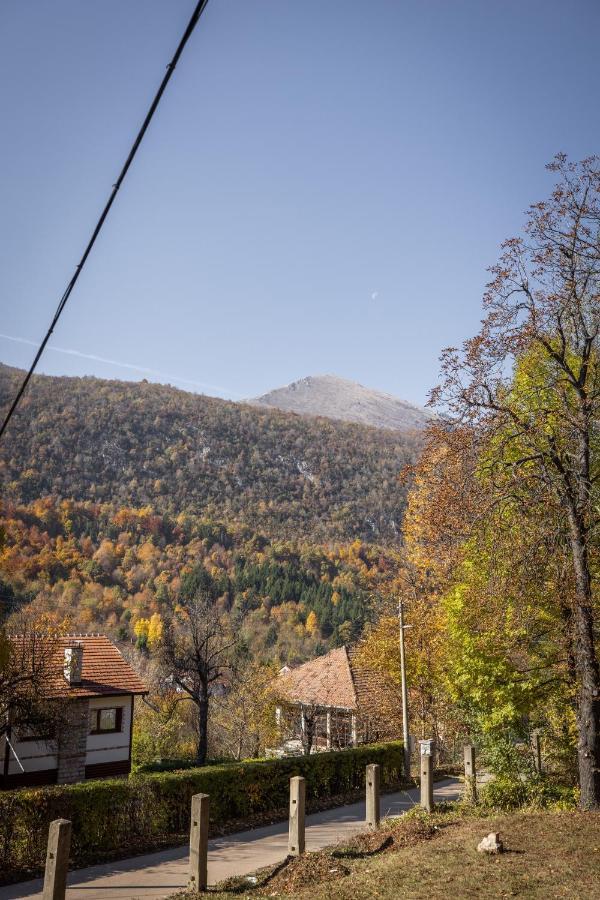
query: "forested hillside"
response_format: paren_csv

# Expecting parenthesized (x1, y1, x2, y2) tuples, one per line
(0, 498, 400, 664)
(0, 365, 419, 543)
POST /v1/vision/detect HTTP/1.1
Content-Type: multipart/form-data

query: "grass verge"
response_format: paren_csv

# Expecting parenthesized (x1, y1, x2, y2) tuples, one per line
(170, 804, 600, 899)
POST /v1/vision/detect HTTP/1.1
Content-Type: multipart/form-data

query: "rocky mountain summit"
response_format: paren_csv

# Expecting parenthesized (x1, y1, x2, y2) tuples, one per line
(250, 374, 435, 432)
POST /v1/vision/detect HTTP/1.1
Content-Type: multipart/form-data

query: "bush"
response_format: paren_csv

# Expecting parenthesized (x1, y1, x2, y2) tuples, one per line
(479, 734, 535, 780)
(480, 775, 577, 811)
(0, 741, 403, 883)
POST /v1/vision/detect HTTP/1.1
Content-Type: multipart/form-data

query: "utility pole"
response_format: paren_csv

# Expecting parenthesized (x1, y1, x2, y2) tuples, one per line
(398, 596, 411, 777)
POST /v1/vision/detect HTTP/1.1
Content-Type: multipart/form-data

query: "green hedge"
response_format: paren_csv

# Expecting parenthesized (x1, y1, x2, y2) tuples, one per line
(135, 756, 239, 773)
(0, 741, 403, 882)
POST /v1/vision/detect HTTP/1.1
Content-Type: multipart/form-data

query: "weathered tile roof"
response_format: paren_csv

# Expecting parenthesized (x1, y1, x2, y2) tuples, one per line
(347, 644, 404, 738)
(346, 644, 387, 710)
(10, 633, 147, 699)
(277, 644, 401, 716)
(278, 646, 357, 709)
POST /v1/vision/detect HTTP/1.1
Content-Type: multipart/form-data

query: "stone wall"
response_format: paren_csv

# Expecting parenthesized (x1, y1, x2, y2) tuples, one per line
(57, 699, 89, 784)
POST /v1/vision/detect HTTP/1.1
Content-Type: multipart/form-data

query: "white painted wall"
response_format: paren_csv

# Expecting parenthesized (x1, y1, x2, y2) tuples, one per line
(3, 695, 134, 777)
(85, 696, 132, 766)
(5, 733, 58, 775)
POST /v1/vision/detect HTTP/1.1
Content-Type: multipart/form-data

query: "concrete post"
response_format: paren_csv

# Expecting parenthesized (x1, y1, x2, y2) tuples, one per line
(326, 710, 332, 750)
(463, 744, 477, 802)
(351, 713, 357, 747)
(420, 752, 434, 812)
(42, 819, 71, 900)
(366, 763, 381, 828)
(188, 793, 209, 891)
(288, 776, 306, 856)
(532, 731, 542, 774)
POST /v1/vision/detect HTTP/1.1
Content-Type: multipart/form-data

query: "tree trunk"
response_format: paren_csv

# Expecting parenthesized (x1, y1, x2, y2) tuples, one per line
(196, 688, 209, 767)
(566, 508, 600, 809)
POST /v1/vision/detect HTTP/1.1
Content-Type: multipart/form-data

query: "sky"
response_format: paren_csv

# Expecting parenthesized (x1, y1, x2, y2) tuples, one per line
(1, 0, 599, 407)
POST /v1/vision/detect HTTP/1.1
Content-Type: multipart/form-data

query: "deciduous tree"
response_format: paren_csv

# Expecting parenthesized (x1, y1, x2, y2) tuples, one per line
(159, 589, 236, 766)
(433, 155, 600, 807)
(0, 614, 69, 743)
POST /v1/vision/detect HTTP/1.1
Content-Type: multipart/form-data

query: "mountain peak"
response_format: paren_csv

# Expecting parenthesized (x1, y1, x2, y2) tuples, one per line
(249, 374, 434, 432)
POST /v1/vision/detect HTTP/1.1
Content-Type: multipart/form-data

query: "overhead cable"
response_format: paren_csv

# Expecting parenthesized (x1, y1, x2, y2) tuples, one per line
(0, 0, 211, 441)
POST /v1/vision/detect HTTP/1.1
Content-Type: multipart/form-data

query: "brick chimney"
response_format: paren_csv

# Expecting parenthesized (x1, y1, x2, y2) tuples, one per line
(63, 642, 84, 685)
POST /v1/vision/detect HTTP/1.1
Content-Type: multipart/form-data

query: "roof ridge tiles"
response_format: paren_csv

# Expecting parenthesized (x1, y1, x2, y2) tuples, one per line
(7, 632, 146, 699)
(7, 631, 106, 638)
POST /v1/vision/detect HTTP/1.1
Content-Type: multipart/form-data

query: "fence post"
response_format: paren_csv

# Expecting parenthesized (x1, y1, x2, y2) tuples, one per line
(188, 793, 210, 892)
(463, 744, 477, 803)
(532, 731, 542, 774)
(366, 763, 381, 828)
(42, 818, 71, 900)
(420, 748, 434, 812)
(288, 776, 306, 856)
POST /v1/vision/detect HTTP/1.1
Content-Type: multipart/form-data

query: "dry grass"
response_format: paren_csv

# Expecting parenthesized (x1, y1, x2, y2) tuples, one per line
(297, 809, 600, 900)
(172, 807, 600, 900)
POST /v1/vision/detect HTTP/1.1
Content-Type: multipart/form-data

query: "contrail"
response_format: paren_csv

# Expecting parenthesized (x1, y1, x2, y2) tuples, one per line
(0, 333, 240, 398)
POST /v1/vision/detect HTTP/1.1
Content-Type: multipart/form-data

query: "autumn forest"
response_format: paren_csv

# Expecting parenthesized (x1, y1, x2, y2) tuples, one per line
(2, 156, 600, 807)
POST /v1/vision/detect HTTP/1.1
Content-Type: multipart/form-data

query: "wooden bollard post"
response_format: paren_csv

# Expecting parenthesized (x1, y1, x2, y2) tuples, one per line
(532, 731, 542, 774)
(288, 776, 306, 856)
(188, 793, 210, 892)
(366, 763, 381, 828)
(464, 744, 477, 802)
(42, 818, 71, 900)
(420, 749, 434, 812)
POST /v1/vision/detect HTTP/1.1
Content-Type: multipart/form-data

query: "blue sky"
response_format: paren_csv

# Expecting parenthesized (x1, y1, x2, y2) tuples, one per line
(1, 0, 599, 406)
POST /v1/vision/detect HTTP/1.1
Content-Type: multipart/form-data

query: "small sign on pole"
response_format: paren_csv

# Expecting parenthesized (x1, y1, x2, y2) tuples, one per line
(419, 739, 434, 812)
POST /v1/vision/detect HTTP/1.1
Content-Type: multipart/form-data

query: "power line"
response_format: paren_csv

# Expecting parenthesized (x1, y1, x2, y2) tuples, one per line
(0, 0, 211, 442)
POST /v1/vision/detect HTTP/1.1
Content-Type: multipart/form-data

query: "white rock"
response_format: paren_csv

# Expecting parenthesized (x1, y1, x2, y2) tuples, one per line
(477, 832, 503, 854)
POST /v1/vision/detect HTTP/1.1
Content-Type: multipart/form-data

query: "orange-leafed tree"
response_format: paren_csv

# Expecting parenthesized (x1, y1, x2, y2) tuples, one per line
(432, 155, 600, 808)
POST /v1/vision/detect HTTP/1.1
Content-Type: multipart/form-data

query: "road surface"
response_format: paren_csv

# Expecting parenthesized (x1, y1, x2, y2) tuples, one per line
(0, 778, 462, 900)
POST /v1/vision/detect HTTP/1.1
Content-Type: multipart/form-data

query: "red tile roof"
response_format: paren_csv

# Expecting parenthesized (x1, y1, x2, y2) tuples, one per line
(346, 644, 396, 711)
(277, 646, 357, 709)
(277, 644, 401, 718)
(9, 634, 147, 699)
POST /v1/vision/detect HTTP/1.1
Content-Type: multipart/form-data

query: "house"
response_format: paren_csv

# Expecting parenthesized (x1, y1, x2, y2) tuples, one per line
(1, 634, 147, 789)
(275, 645, 401, 754)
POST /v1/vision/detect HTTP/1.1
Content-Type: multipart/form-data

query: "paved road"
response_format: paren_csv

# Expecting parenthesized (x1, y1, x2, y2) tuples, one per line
(0, 778, 462, 900)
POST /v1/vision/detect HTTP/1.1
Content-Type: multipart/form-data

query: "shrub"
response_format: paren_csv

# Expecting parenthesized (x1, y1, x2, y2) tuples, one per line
(0, 741, 403, 883)
(480, 774, 577, 811)
(479, 733, 535, 780)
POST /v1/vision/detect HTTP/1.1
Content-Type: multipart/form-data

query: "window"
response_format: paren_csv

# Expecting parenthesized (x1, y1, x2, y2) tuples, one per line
(89, 706, 123, 734)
